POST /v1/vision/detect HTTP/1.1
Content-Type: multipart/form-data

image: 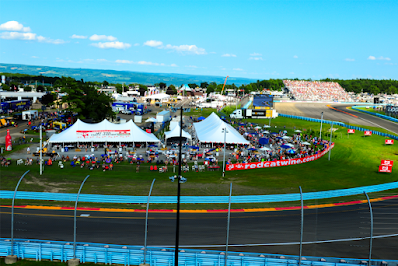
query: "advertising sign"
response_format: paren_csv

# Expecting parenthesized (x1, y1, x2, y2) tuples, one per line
(381, 160, 394, 167)
(364, 131, 372, 136)
(347, 129, 355, 134)
(385, 139, 394, 145)
(379, 165, 392, 173)
(253, 94, 274, 108)
(227, 143, 334, 171)
(1, 75, 5, 84)
(76, 130, 130, 139)
(386, 105, 398, 114)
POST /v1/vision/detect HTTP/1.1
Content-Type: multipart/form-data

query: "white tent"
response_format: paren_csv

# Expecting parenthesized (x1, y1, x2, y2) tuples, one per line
(144, 93, 170, 102)
(193, 113, 250, 144)
(48, 119, 160, 143)
(164, 124, 191, 141)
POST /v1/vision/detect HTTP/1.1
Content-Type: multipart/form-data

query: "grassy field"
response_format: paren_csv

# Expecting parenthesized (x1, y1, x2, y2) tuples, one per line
(354, 106, 386, 115)
(1, 116, 397, 211)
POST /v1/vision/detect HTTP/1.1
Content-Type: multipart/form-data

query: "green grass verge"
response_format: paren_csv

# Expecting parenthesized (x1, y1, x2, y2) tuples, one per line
(0, 258, 95, 266)
(354, 106, 386, 115)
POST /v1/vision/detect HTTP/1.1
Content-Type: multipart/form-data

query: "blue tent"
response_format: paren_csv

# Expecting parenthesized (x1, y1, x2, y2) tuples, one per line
(198, 116, 205, 121)
(281, 145, 290, 149)
(259, 138, 269, 145)
(248, 148, 257, 151)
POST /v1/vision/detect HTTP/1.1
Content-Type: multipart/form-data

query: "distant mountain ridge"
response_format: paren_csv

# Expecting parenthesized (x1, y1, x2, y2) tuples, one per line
(0, 63, 256, 86)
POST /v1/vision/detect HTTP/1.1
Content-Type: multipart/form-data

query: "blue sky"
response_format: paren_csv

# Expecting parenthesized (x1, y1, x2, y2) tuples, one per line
(0, 0, 397, 80)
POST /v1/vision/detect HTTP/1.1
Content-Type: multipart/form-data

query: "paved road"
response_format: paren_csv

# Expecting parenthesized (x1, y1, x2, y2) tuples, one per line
(1, 196, 398, 259)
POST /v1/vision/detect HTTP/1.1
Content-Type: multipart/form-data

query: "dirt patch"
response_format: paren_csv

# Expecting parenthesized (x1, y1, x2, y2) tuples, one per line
(23, 175, 70, 193)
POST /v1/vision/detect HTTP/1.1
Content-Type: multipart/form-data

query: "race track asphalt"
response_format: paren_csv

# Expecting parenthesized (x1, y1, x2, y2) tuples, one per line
(1, 196, 398, 259)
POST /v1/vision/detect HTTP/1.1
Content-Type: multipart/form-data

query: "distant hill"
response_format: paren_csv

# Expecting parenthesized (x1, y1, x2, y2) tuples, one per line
(0, 63, 256, 86)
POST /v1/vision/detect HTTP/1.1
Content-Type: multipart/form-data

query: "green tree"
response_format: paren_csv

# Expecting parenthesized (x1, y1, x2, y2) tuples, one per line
(36, 85, 45, 92)
(166, 85, 177, 95)
(188, 83, 198, 89)
(40, 93, 55, 107)
(60, 77, 114, 122)
(388, 85, 397, 95)
(370, 85, 380, 95)
(200, 82, 209, 88)
(159, 82, 167, 89)
(103, 80, 109, 86)
(1, 84, 10, 91)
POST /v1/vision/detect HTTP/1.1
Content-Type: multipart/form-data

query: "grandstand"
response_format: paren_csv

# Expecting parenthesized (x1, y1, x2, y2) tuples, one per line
(283, 80, 353, 102)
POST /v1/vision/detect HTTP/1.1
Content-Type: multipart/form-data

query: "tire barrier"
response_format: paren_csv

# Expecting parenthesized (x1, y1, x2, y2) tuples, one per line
(1, 238, 395, 266)
(351, 106, 398, 123)
(278, 113, 398, 140)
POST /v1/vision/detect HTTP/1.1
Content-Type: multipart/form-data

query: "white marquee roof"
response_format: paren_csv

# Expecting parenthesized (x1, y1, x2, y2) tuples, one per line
(193, 113, 250, 144)
(48, 119, 160, 143)
(165, 124, 191, 140)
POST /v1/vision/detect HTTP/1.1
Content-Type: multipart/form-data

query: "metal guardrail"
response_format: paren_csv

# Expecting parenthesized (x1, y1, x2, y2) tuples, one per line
(351, 106, 398, 123)
(2, 238, 397, 266)
(1, 181, 398, 204)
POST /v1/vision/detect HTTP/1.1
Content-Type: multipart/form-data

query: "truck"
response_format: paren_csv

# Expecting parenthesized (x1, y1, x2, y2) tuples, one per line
(230, 109, 278, 119)
(156, 110, 171, 123)
(112, 102, 136, 113)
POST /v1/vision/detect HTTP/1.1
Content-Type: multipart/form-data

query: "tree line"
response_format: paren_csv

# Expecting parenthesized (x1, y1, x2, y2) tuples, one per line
(1, 72, 398, 95)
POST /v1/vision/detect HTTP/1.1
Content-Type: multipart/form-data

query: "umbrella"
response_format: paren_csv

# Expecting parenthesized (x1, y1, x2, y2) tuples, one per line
(271, 132, 278, 135)
(294, 130, 302, 133)
(281, 145, 291, 149)
(285, 143, 295, 147)
(198, 116, 205, 121)
(254, 126, 262, 129)
(248, 148, 257, 151)
(282, 136, 291, 139)
(149, 144, 158, 147)
(239, 123, 245, 126)
(263, 125, 271, 128)
(301, 142, 311, 145)
(276, 137, 283, 140)
(262, 131, 270, 134)
(259, 147, 271, 151)
(288, 149, 296, 154)
(145, 117, 158, 123)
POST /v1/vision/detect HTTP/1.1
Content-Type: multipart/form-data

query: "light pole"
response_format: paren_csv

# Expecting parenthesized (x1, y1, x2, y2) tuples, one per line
(39, 125, 43, 175)
(328, 123, 333, 161)
(222, 127, 228, 177)
(319, 112, 324, 140)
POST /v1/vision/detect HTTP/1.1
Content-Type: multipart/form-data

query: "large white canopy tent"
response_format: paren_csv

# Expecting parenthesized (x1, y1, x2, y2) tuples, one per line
(164, 124, 192, 142)
(48, 119, 160, 145)
(144, 93, 170, 102)
(193, 113, 250, 145)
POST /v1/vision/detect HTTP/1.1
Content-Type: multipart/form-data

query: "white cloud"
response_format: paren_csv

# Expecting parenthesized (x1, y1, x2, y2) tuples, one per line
(144, 40, 163, 47)
(0, 21, 30, 32)
(144, 40, 206, 55)
(368, 55, 391, 61)
(345, 58, 355, 61)
(115, 59, 133, 64)
(137, 61, 164, 66)
(89, 34, 117, 41)
(0, 31, 36, 40)
(377, 56, 391, 61)
(164, 44, 206, 55)
(250, 53, 262, 56)
(290, 72, 295, 75)
(31, 56, 38, 58)
(170, 64, 178, 67)
(134, 43, 140, 46)
(97, 59, 108, 62)
(186, 65, 198, 68)
(91, 41, 131, 49)
(222, 54, 236, 57)
(293, 55, 298, 59)
(249, 57, 263, 61)
(71, 34, 87, 39)
(233, 68, 243, 71)
(37, 35, 65, 44)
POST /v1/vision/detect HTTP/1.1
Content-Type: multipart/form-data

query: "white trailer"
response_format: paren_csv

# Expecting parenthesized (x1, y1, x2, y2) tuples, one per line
(22, 110, 38, 120)
(156, 110, 171, 123)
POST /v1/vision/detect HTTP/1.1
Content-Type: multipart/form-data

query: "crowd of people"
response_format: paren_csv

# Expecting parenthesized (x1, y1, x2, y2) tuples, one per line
(283, 80, 353, 102)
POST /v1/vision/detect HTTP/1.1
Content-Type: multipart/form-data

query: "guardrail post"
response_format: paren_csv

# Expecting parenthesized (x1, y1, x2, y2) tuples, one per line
(299, 186, 304, 266)
(70, 175, 90, 266)
(319, 112, 324, 140)
(225, 183, 233, 266)
(7, 170, 30, 264)
(364, 191, 373, 266)
(142, 179, 156, 266)
(328, 122, 333, 161)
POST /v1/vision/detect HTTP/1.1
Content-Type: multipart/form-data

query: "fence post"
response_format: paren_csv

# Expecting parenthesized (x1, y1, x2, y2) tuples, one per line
(364, 191, 373, 266)
(142, 179, 156, 266)
(72, 175, 90, 262)
(9, 170, 30, 261)
(299, 186, 304, 266)
(225, 183, 233, 266)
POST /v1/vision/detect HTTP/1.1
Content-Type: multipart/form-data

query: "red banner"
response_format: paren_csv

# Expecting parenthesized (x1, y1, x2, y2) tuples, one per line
(379, 165, 392, 173)
(381, 160, 394, 167)
(364, 131, 372, 136)
(347, 129, 355, 134)
(385, 139, 394, 145)
(226, 144, 334, 171)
